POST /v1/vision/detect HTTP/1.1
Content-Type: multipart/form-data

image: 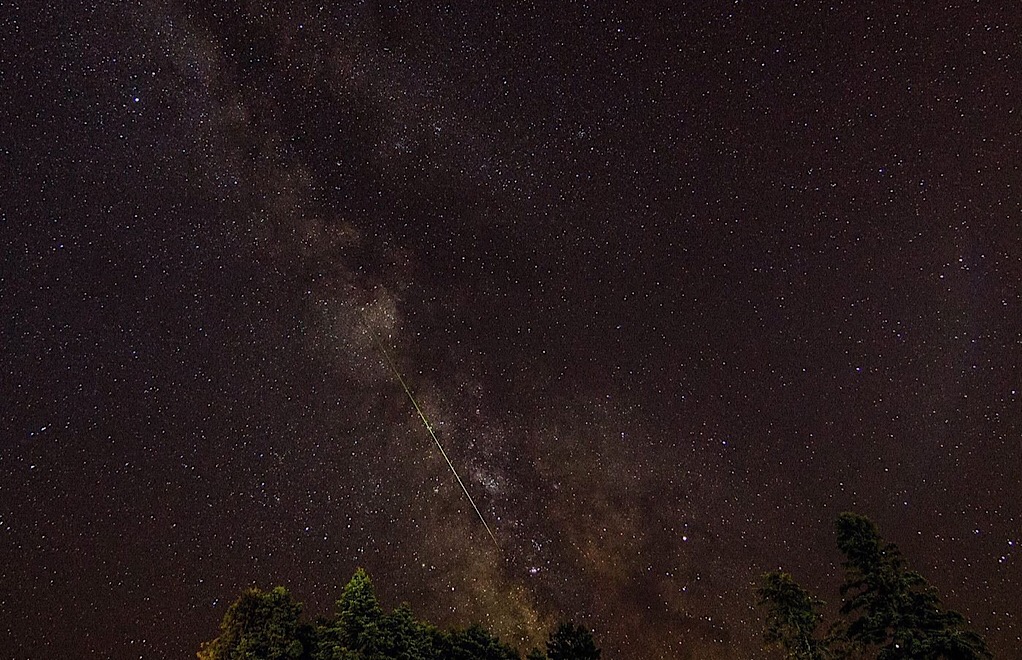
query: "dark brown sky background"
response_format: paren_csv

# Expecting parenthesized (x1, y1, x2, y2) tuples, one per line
(2, 2, 1020, 658)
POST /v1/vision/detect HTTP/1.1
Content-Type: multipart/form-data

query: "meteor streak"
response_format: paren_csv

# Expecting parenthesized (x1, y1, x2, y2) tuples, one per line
(368, 330, 500, 550)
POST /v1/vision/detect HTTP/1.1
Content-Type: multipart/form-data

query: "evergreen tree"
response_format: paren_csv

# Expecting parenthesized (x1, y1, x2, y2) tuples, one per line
(336, 568, 385, 648)
(757, 514, 992, 660)
(757, 572, 827, 660)
(835, 512, 992, 660)
(200, 570, 610, 660)
(441, 623, 520, 660)
(198, 586, 307, 660)
(373, 602, 441, 660)
(546, 622, 600, 660)
(314, 568, 388, 659)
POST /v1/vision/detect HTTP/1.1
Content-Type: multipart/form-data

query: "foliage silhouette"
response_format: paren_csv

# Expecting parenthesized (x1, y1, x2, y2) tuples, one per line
(758, 513, 992, 660)
(199, 569, 597, 660)
(545, 622, 601, 660)
(198, 586, 307, 660)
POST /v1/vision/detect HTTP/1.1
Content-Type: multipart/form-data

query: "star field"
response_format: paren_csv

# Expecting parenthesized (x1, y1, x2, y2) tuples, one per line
(2, 2, 1020, 658)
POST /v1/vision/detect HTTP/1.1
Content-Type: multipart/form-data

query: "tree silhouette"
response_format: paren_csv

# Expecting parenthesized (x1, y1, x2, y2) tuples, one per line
(441, 623, 520, 660)
(198, 586, 306, 660)
(373, 603, 441, 660)
(316, 568, 387, 659)
(757, 513, 992, 660)
(545, 622, 601, 660)
(337, 568, 385, 649)
(199, 569, 606, 660)
(757, 572, 827, 660)
(835, 512, 991, 660)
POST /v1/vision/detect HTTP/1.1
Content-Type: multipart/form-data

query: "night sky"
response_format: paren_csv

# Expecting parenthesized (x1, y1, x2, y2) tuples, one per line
(2, 2, 1020, 658)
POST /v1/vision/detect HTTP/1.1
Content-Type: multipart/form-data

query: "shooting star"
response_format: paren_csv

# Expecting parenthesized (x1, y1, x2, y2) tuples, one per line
(368, 329, 501, 550)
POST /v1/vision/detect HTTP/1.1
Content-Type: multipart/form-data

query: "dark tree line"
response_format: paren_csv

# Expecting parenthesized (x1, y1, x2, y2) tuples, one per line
(758, 512, 992, 660)
(200, 513, 990, 659)
(198, 568, 599, 660)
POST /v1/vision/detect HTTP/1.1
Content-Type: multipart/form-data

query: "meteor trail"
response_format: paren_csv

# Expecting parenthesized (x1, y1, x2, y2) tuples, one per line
(368, 330, 500, 550)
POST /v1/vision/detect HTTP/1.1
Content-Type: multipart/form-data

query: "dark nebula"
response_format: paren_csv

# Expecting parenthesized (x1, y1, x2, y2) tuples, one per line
(2, 2, 1019, 658)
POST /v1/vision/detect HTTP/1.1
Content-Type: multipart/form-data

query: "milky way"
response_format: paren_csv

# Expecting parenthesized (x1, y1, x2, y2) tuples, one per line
(2, 3, 1020, 658)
